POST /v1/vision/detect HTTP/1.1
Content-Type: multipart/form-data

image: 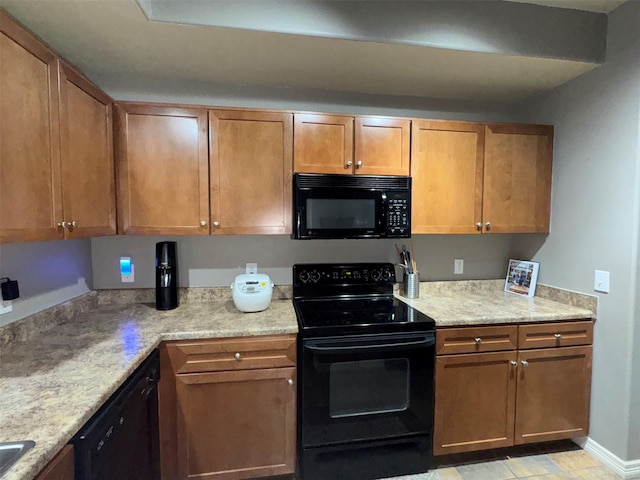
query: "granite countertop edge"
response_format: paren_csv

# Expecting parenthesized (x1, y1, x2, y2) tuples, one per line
(0, 282, 596, 480)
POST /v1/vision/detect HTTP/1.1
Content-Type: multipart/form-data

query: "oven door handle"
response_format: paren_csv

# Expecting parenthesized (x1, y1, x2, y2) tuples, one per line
(304, 337, 433, 355)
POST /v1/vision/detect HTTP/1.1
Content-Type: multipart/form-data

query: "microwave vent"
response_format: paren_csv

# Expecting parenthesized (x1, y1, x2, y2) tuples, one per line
(295, 173, 410, 190)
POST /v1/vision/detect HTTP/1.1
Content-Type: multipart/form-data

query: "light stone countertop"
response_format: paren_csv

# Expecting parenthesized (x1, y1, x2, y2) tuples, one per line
(0, 299, 297, 480)
(395, 280, 595, 326)
(0, 282, 595, 480)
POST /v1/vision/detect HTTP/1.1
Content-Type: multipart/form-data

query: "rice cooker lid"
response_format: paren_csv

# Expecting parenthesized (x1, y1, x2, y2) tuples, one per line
(233, 273, 272, 294)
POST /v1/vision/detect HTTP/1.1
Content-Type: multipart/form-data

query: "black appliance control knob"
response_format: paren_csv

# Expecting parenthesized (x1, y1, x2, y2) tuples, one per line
(381, 269, 392, 281)
(371, 269, 382, 281)
(309, 270, 321, 283)
(299, 270, 310, 283)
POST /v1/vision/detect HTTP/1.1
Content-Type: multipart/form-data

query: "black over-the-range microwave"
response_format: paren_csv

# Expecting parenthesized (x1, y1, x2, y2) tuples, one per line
(292, 173, 411, 239)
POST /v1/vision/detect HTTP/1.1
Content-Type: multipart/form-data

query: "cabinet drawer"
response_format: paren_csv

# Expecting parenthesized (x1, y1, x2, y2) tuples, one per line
(518, 321, 593, 349)
(437, 326, 518, 355)
(166, 334, 296, 374)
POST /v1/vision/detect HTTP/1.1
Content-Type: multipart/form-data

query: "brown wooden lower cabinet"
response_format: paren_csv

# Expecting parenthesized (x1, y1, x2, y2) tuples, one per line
(159, 335, 297, 480)
(34, 445, 74, 480)
(515, 346, 592, 444)
(434, 351, 517, 455)
(434, 321, 593, 456)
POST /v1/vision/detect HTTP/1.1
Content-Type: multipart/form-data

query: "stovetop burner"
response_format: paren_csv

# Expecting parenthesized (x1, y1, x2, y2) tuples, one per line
(293, 263, 435, 337)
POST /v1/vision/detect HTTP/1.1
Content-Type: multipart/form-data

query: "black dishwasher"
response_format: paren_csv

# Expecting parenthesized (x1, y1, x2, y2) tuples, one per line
(70, 350, 160, 480)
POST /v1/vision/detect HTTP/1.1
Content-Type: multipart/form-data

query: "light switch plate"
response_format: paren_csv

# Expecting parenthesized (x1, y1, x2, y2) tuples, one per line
(454, 259, 464, 275)
(594, 270, 610, 293)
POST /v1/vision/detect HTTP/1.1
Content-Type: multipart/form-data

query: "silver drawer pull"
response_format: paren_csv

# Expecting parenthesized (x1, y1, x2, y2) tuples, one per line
(234, 353, 241, 360)
(474, 337, 482, 344)
(510, 361, 517, 366)
(521, 360, 529, 367)
(288, 379, 294, 386)
(554, 333, 562, 339)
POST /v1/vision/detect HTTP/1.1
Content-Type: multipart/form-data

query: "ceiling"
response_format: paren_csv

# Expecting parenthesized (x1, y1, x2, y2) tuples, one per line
(0, 0, 627, 106)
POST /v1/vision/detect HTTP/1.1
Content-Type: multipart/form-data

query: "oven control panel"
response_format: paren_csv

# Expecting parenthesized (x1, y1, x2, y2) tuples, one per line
(294, 263, 396, 285)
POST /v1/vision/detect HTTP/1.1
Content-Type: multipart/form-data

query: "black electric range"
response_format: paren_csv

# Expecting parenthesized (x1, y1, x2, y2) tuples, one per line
(293, 263, 436, 480)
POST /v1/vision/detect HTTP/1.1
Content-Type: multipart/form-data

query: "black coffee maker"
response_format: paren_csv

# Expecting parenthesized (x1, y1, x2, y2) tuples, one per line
(155, 241, 178, 310)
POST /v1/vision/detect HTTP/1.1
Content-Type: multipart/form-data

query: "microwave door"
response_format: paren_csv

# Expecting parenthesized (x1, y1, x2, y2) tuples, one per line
(300, 193, 384, 239)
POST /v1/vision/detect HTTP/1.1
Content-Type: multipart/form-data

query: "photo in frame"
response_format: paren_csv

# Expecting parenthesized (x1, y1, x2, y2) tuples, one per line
(504, 259, 539, 297)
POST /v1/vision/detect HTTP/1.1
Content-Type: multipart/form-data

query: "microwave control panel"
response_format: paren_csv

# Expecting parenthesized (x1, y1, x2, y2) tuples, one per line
(385, 192, 410, 236)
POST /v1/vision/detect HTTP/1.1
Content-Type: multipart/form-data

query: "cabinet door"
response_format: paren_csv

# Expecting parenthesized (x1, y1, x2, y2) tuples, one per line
(34, 445, 74, 480)
(175, 367, 296, 480)
(293, 113, 354, 174)
(115, 104, 209, 235)
(515, 346, 592, 444)
(58, 62, 116, 238)
(411, 121, 484, 234)
(483, 124, 553, 233)
(355, 117, 410, 176)
(0, 12, 63, 243)
(209, 110, 292, 234)
(434, 351, 517, 455)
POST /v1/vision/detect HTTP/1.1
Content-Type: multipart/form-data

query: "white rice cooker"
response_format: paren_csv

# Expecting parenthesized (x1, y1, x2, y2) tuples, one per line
(231, 273, 273, 312)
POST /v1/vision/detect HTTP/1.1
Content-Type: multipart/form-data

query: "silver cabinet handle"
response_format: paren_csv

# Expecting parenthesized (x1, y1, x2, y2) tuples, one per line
(510, 361, 518, 366)
(288, 379, 294, 386)
(474, 337, 482, 344)
(485, 222, 491, 230)
(200, 221, 207, 227)
(554, 333, 562, 339)
(356, 160, 363, 168)
(234, 353, 241, 360)
(476, 222, 482, 230)
(213, 221, 220, 227)
(57, 221, 68, 228)
(521, 360, 529, 367)
(70, 221, 77, 228)
(345, 161, 353, 168)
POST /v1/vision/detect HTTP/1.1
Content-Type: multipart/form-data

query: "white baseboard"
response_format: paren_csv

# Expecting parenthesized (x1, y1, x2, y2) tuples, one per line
(574, 437, 640, 479)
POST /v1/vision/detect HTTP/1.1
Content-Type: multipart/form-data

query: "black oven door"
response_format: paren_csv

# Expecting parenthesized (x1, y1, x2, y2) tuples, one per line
(295, 188, 386, 239)
(300, 332, 435, 448)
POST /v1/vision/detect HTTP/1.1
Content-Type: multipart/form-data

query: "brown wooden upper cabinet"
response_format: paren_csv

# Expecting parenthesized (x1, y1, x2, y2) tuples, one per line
(294, 113, 410, 176)
(411, 121, 553, 234)
(115, 103, 210, 235)
(411, 120, 484, 234)
(483, 123, 553, 233)
(0, 11, 116, 243)
(209, 110, 292, 235)
(58, 61, 116, 239)
(1, 11, 63, 243)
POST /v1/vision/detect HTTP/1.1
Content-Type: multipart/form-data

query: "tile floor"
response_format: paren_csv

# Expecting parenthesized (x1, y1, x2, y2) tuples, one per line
(383, 441, 623, 480)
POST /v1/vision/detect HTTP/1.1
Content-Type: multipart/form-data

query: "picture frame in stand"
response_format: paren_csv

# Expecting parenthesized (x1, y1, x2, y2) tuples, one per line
(504, 259, 539, 297)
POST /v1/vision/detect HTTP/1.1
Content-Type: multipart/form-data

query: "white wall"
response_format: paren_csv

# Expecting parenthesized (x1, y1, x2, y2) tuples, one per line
(0, 239, 93, 327)
(517, 0, 640, 462)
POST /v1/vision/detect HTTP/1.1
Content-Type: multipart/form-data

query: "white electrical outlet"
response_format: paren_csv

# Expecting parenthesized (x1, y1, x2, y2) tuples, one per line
(454, 259, 464, 275)
(594, 270, 610, 293)
(246, 263, 258, 275)
(120, 256, 134, 283)
(121, 264, 135, 283)
(0, 300, 12, 315)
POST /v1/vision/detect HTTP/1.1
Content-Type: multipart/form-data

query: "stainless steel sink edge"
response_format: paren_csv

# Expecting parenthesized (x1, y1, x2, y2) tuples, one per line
(0, 441, 36, 478)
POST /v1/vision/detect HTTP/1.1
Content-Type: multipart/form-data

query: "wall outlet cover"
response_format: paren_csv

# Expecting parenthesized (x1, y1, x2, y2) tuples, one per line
(0, 300, 12, 315)
(246, 263, 258, 275)
(454, 259, 464, 275)
(121, 264, 135, 283)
